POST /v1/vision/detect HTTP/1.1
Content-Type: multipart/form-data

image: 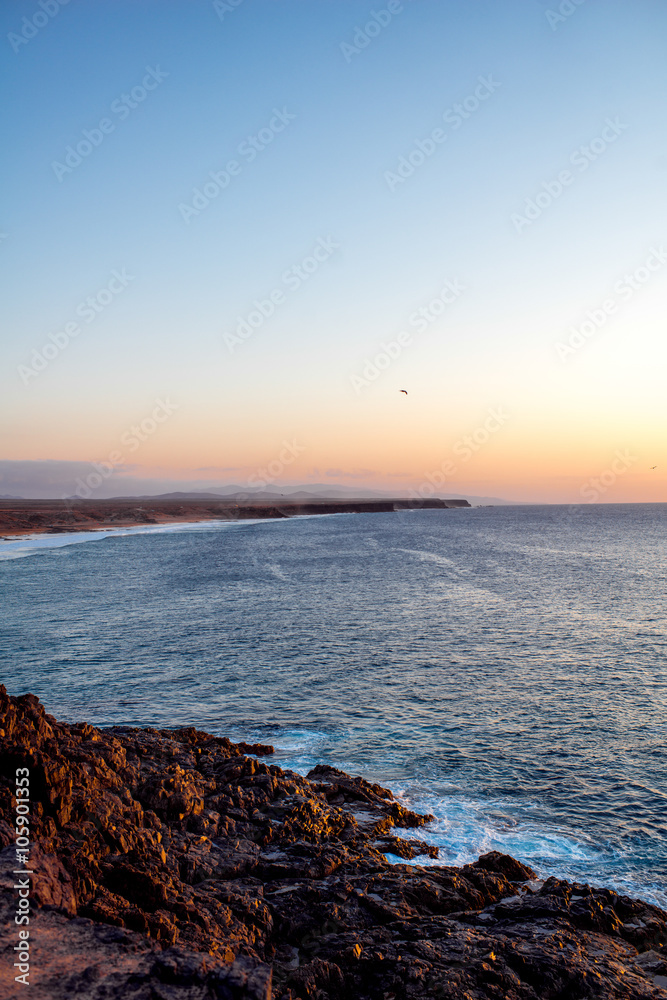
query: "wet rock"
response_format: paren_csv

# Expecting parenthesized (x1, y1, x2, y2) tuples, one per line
(1, 684, 666, 999)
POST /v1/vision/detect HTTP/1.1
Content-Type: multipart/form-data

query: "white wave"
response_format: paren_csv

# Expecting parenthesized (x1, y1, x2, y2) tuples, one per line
(383, 783, 599, 871)
(0, 517, 295, 561)
(264, 561, 290, 582)
(394, 547, 459, 572)
(0, 509, 387, 562)
(248, 729, 333, 775)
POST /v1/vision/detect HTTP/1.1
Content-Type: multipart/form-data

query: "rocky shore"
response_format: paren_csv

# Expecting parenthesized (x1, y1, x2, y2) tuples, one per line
(0, 497, 470, 538)
(1, 687, 666, 999)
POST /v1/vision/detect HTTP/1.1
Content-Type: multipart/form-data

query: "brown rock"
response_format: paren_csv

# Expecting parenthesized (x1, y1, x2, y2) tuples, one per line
(1, 684, 666, 999)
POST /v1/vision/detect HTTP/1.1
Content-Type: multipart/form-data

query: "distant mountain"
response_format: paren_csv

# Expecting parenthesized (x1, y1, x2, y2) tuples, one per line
(109, 487, 522, 506)
(269, 483, 392, 499)
(113, 491, 284, 501)
(190, 483, 393, 499)
(0, 494, 24, 499)
(130, 492, 232, 500)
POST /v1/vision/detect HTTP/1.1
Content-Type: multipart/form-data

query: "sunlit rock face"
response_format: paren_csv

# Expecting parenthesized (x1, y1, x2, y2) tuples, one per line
(1, 685, 666, 1000)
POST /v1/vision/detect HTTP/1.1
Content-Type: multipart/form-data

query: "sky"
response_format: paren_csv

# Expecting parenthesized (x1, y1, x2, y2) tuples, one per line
(1, 0, 666, 503)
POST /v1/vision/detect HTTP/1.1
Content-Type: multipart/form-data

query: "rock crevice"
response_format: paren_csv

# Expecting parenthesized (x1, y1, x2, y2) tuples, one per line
(1, 685, 666, 999)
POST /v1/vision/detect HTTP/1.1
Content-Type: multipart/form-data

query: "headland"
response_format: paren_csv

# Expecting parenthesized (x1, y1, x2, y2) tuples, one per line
(1, 687, 666, 998)
(0, 497, 470, 539)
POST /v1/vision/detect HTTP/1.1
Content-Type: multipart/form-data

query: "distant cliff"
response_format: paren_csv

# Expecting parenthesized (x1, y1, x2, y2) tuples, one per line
(0, 497, 471, 537)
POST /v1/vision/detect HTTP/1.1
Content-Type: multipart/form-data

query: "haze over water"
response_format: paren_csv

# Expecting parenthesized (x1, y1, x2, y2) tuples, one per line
(2, 505, 666, 907)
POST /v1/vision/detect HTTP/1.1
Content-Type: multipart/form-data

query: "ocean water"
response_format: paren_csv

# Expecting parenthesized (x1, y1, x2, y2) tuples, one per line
(1, 504, 666, 907)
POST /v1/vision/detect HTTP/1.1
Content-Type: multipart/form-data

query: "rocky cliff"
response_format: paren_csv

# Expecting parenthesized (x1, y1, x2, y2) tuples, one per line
(1, 686, 665, 999)
(0, 497, 470, 537)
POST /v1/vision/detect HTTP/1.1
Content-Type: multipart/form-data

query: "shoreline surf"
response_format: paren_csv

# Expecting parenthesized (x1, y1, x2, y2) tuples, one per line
(2, 685, 666, 998)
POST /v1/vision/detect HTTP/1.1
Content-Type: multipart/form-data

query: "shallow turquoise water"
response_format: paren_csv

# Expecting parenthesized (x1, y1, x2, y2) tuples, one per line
(1, 504, 666, 906)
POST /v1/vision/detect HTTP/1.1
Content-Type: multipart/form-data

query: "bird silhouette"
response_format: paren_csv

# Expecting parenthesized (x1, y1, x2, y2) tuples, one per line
(399, 389, 408, 395)
(650, 465, 658, 470)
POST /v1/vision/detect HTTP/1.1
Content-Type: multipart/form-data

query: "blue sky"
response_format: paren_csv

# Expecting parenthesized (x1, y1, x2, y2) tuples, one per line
(1, 0, 666, 501)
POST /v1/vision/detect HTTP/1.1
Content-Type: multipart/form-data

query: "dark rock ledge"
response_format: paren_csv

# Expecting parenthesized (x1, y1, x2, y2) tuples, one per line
(1, 685, 666, 999)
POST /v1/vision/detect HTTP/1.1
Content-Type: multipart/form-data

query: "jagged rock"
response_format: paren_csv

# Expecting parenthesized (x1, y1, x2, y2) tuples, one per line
(1, 685, 666, 999)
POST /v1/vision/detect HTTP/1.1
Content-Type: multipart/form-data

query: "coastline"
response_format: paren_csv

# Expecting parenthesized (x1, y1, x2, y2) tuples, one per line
(0, 497, 470, 540)
(1, 687, 666, 999)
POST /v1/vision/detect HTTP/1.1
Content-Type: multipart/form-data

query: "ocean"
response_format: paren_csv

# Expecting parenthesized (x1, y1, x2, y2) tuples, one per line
(1, 504, 666, 907)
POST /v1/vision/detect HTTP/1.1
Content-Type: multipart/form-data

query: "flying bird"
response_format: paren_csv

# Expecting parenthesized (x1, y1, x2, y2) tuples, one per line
(399, 389, 408, 395)
(650, 465, 658, 470)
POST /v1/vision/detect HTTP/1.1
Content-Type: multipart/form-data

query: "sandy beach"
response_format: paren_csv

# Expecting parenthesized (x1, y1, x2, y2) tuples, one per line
(0, 497, 470, 540)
